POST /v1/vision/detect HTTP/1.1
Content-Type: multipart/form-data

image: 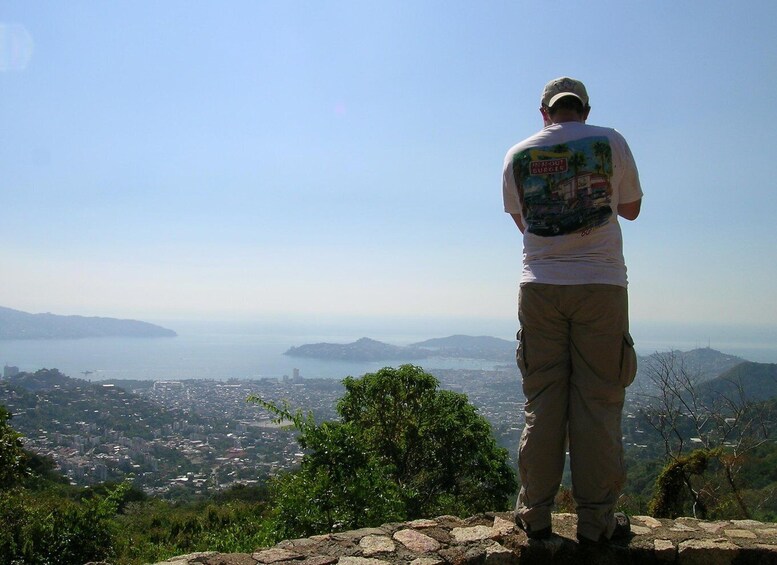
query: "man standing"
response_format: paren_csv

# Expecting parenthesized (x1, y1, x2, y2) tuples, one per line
(502, 77, 642, 544)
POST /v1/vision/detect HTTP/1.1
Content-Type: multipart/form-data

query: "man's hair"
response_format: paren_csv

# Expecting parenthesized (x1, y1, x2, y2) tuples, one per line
(546, 95, 587, 117)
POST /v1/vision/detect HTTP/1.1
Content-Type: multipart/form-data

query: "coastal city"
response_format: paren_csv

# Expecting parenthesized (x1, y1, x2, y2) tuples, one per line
(1, 364, 529, 497)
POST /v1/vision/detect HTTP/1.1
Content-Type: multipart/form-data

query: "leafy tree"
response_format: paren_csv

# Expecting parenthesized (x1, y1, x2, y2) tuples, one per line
(338, 365, 517, 518)
(250, 365, 516, 539)
(0, 405, 28, 488)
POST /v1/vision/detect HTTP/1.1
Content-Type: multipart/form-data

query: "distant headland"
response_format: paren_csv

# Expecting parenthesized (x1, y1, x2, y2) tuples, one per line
(284, 334, 515, 362)
(0, 306, 177, 339)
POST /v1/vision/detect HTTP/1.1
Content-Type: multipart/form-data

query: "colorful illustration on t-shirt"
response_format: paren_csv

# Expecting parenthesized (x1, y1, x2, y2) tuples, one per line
(511, 136, 614, 236)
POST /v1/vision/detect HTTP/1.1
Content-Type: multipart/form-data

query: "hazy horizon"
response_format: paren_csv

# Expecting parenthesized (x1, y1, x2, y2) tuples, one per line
(8, 302, 777, 353)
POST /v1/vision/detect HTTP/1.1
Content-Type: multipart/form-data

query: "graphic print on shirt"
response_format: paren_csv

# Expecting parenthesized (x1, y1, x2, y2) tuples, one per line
(511, 136, 614, 236)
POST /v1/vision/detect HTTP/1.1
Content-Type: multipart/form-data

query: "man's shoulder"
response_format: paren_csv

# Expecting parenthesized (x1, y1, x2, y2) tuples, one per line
(506, 123, 625, 153)
(504, 128, 552, 158)
(580, 122, 625, 138)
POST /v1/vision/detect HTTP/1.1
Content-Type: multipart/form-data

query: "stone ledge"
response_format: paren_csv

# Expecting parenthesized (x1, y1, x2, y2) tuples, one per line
(152, 512, 777, 565)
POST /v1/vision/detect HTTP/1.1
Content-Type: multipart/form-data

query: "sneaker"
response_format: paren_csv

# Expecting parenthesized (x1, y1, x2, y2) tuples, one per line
(576, 513, 630, 545)
(611, 512, 630, 540)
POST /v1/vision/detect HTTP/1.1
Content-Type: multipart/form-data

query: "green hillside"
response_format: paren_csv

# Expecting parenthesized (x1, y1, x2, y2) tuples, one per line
(699, 361, 777, 402)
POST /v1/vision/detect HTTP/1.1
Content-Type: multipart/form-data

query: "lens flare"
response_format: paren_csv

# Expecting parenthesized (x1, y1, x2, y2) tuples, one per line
(0, 23, 34, 71)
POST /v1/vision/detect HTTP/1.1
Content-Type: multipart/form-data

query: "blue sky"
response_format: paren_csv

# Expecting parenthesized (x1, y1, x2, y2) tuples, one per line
(1, 1, 776, 339)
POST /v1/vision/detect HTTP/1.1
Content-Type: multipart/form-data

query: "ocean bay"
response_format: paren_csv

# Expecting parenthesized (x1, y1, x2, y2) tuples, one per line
(0, 323, 511, 382)
(1, 319, 775, 382)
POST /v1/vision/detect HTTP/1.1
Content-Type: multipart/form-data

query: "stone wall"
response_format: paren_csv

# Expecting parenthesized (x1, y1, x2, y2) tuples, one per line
(152, 512, 777, 565)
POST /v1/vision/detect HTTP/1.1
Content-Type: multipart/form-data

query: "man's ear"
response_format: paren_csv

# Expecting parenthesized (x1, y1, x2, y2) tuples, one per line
(540, 106, 552, 126)
(582, 105, 591, 121)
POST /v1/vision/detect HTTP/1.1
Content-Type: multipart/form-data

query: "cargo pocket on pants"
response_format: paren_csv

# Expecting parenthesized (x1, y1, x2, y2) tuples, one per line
(619, 332, 637, 387)
(516, 329, 528, 378)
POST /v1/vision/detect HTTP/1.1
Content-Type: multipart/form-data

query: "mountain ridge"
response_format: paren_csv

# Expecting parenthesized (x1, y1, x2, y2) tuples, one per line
(0, 306, 177, 339)
(698, 361, 777, 403)
(284, 335, 516, 362)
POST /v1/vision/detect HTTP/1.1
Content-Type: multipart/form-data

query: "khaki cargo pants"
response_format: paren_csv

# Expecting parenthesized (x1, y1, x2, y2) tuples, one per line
(514, 283, 637, 542)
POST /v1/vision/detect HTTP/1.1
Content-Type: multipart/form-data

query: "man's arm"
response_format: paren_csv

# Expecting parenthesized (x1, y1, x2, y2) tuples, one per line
(510, 213, 526, 233)
(618, 199, 641, 221)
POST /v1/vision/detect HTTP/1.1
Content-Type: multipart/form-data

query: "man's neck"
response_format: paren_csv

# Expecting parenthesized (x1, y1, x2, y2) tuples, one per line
(550, 114, 585, 124)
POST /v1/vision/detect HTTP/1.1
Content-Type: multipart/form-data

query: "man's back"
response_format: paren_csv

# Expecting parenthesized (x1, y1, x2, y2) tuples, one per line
(503, 120, 642, 286)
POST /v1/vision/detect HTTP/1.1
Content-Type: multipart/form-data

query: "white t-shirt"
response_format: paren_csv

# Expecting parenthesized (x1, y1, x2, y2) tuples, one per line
(503, 121, 642, 287)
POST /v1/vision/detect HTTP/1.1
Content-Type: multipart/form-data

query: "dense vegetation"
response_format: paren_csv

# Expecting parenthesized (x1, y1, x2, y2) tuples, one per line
(1, 475, 274, 564)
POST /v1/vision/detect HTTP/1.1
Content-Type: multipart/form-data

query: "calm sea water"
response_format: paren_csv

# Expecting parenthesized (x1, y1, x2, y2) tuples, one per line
(1, 319, 775, 381)
(0, 320, 514, 381)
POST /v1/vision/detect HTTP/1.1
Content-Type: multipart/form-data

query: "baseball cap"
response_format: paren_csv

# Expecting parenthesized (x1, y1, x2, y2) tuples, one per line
(541, 77, 589, 108)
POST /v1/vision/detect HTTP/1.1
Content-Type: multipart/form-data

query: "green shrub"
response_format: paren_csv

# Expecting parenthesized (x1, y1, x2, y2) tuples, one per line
(0, 484, 125, 564)
(250, 365, 517, 540)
